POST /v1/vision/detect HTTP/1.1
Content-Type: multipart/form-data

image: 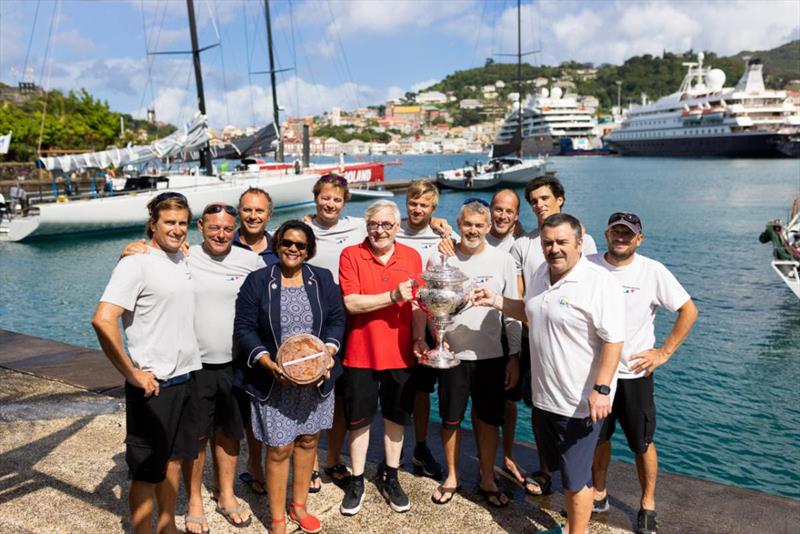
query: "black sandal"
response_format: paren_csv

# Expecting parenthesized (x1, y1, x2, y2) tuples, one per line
(478, 488, 510, 508)
(524, 470, 553, 496)
(308, 470, 321, 494)
(637, 509, 658, 533)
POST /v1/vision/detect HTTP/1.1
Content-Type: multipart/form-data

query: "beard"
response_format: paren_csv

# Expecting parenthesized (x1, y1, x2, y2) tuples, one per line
(462, 236, 483, 249)
(608, 248, 635, 261)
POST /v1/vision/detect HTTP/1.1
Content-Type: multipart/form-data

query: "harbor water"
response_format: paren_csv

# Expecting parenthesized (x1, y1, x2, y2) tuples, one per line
(1, 155, 798, 499)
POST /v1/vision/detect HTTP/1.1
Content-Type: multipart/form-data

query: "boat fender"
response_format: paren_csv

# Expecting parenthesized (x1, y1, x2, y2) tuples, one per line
(57, 195, 69, 203)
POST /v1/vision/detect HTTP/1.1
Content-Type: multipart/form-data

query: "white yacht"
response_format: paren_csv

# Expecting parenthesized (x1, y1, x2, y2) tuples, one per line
(494, 87, 605, 155)
(605, 54, 800, 157)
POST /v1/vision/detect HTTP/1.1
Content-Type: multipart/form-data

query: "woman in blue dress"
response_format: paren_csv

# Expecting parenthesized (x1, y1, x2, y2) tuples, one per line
(234, 220, 345, 534)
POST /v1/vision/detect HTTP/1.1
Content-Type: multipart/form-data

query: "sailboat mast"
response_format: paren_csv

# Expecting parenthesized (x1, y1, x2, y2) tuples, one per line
(516, 0, 523, 157)
(186, 0, 213, 175)
(264, 0, 283, 162)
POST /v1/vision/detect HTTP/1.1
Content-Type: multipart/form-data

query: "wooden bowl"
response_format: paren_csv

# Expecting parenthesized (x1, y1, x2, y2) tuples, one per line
(276, 334, 328, 385)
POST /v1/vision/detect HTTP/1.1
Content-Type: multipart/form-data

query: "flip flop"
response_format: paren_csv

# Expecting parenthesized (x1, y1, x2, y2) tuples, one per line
(478, 488, 510, 508)
(308, 470, 322, 494)
(239, 472, 267, 495)
(185, 514, 210, 534)
(215, 503, 253, 529)
(500, 463, 526, 485)
(524, 470, 553, 496)
(431, 484, 461, 505)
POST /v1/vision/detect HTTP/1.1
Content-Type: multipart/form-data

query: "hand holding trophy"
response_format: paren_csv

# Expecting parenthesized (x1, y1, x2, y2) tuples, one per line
(415, 253, 473, 369)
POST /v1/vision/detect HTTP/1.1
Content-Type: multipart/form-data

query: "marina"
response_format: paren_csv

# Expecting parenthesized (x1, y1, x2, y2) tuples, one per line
(1, 154, 798, 502)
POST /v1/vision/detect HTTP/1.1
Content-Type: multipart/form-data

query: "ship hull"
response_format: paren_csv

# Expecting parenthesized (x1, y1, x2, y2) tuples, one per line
(605, 132, 799, 158)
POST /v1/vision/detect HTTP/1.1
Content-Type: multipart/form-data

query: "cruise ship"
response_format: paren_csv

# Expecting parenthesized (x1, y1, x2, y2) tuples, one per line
(605, 54, 800, 157)
(494, 87, 605, 155)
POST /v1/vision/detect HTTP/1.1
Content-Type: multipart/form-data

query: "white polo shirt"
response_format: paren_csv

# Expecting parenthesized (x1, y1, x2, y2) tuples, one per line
(525, 256, 625, 418)
(512, 228, 597, 297)
(588, 253, 691, 379)
(307, 216, 367, 283)
(100, 248, 201, 380)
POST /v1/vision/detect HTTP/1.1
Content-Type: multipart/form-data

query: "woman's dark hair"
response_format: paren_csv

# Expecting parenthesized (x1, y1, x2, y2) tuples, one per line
(272, 219, 317, 260)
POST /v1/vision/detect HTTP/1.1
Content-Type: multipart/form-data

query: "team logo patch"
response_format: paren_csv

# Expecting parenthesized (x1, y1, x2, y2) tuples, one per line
(473, 275, 493, 284)
(559, 297, 569, 308)
(622, 285, 640, 294)
(226, 274, 245, 282)
(336, 237, 348, 244)
(422, 243, 434, 249)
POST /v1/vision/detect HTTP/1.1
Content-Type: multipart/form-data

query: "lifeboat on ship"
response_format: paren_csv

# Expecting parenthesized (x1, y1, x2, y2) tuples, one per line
(681, 105, 703, 123)
(702, 103, 726, 122)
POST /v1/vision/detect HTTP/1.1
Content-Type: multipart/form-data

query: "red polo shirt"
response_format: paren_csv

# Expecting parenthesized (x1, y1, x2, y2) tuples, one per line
(339, 239, 422, 370)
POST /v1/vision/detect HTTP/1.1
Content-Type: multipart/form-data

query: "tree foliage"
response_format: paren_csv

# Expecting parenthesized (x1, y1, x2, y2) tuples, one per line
(0, 88, 176, 162)
(314, 124, 390, 143)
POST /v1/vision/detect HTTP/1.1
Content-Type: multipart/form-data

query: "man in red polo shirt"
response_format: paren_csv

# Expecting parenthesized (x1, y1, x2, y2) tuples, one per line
(338, 199, 428, 516)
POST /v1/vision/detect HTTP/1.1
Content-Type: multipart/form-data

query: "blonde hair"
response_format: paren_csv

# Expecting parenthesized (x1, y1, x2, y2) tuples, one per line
(145, 193, 191, 238)
(406, 179, 439, 208)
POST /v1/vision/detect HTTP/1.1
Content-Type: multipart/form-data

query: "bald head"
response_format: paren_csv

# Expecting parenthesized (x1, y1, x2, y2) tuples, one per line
(490, 188, 520, 238)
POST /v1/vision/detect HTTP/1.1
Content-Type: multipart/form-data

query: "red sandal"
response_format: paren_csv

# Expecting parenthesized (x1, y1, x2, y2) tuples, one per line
(270, 516, 286, 534)
(287, 501, 321, 534)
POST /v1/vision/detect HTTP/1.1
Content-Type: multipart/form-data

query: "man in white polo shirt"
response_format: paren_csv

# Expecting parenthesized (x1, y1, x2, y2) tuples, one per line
(588, 212, 698, 534)
(474, 212, 625, 534)
(92, 192, 201, 534)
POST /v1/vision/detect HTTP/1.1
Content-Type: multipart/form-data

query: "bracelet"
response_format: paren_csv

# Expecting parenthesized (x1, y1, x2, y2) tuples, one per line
(389, 290, 397, 304)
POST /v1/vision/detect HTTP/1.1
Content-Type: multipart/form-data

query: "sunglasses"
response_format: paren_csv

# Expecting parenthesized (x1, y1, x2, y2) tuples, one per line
(463, 197, 490, 207)
(153, 191, 187, 204)
(320, 173, 348, 186)
(203, 203, 238, 217)
(607, 212, 641, 226)
(279, 239, 308, 251)
(366, 221, 396, 232)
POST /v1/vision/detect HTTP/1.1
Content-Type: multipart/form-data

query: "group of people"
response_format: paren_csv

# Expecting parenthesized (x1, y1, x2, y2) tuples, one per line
(92, 173, 697, 534)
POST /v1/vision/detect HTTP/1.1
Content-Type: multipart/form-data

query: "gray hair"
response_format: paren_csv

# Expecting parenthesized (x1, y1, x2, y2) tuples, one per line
(458, 200, 491, 222)
(364, 199, 401, 224)
(541, 213, 583, 241)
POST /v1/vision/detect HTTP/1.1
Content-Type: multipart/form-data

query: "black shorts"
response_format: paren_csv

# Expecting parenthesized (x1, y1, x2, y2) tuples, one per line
(438, 357, 506, 430)
(196, 363, 244, 442)
(598, 374, 656, 454)
(534, 408, 603, 493)
(125, 376, 199, 483)
(413, 327, 438, 393)
(343, 366, 416, 430)
(232, 383, 252, 426)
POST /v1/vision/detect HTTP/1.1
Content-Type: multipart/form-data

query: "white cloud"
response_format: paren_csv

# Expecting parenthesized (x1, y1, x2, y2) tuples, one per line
(412, 79, 440, 93)
(52, 29, 95, 53)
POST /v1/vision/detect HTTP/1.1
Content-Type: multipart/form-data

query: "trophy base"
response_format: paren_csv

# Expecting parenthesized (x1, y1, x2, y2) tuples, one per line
(420, 349, 461, 369)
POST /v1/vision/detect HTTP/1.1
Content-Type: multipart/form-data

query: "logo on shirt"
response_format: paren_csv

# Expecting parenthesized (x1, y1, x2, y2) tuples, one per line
(559, 297, 569, 308)
(473, 275, 494, 285)
(336, 237, 349, 244)
(226, 274, 245, 282)
(622, 285, 640, 295)
(421, 243, 434, 249)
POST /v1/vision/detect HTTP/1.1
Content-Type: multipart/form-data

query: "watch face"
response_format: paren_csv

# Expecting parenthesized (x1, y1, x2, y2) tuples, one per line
(595, 384, 610, 395)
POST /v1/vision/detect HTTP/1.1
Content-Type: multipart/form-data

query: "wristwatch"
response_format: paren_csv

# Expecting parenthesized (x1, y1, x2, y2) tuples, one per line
(593, 384, 611, 395)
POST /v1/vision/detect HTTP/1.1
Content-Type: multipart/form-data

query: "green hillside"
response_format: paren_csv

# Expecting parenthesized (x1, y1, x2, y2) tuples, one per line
(421, 40, 799, 124)
(0, 86, 176, 162)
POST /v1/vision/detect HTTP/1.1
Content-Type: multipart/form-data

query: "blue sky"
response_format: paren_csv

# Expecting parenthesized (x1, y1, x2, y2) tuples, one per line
(1, 0, 798, 129)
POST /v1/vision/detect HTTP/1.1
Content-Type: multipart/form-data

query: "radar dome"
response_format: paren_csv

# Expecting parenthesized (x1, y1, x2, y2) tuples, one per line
(706, 69, 726, 91)
(539, 88, 549, 98)
(551, 86, 563, 99)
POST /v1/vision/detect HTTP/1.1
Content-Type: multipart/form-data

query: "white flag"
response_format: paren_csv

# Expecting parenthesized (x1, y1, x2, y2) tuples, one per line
(0, 131, 11, 154)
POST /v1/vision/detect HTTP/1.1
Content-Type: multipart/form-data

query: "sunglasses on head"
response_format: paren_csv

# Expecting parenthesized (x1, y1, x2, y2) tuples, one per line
(203, 203, 238, 217)
(279, 239, 308, 251)
(320, 173, 347, 186)
(463, 197, 489, 207)
(608, 212, 641, 226)
(153, 191, 187, 204)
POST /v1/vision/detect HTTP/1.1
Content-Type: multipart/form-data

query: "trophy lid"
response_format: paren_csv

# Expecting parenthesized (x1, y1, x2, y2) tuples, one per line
(420, 252, 469, 284)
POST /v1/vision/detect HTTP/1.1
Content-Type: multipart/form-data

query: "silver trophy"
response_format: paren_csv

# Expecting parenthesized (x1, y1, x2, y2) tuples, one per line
(416, 253, 472, 369)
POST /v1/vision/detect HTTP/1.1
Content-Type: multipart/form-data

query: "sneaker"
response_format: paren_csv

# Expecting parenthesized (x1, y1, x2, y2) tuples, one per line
(637, 509, 658, 534)
(340, 477, 365, 516)
(411, 443, 442, 479)
(592, 495, 610, 513)
(537, 526, 564, 534)
(377, 475, 411, 513)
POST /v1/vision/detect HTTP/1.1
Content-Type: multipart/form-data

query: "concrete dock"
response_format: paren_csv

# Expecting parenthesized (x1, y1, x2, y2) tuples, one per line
(0, 328, 797, 533)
